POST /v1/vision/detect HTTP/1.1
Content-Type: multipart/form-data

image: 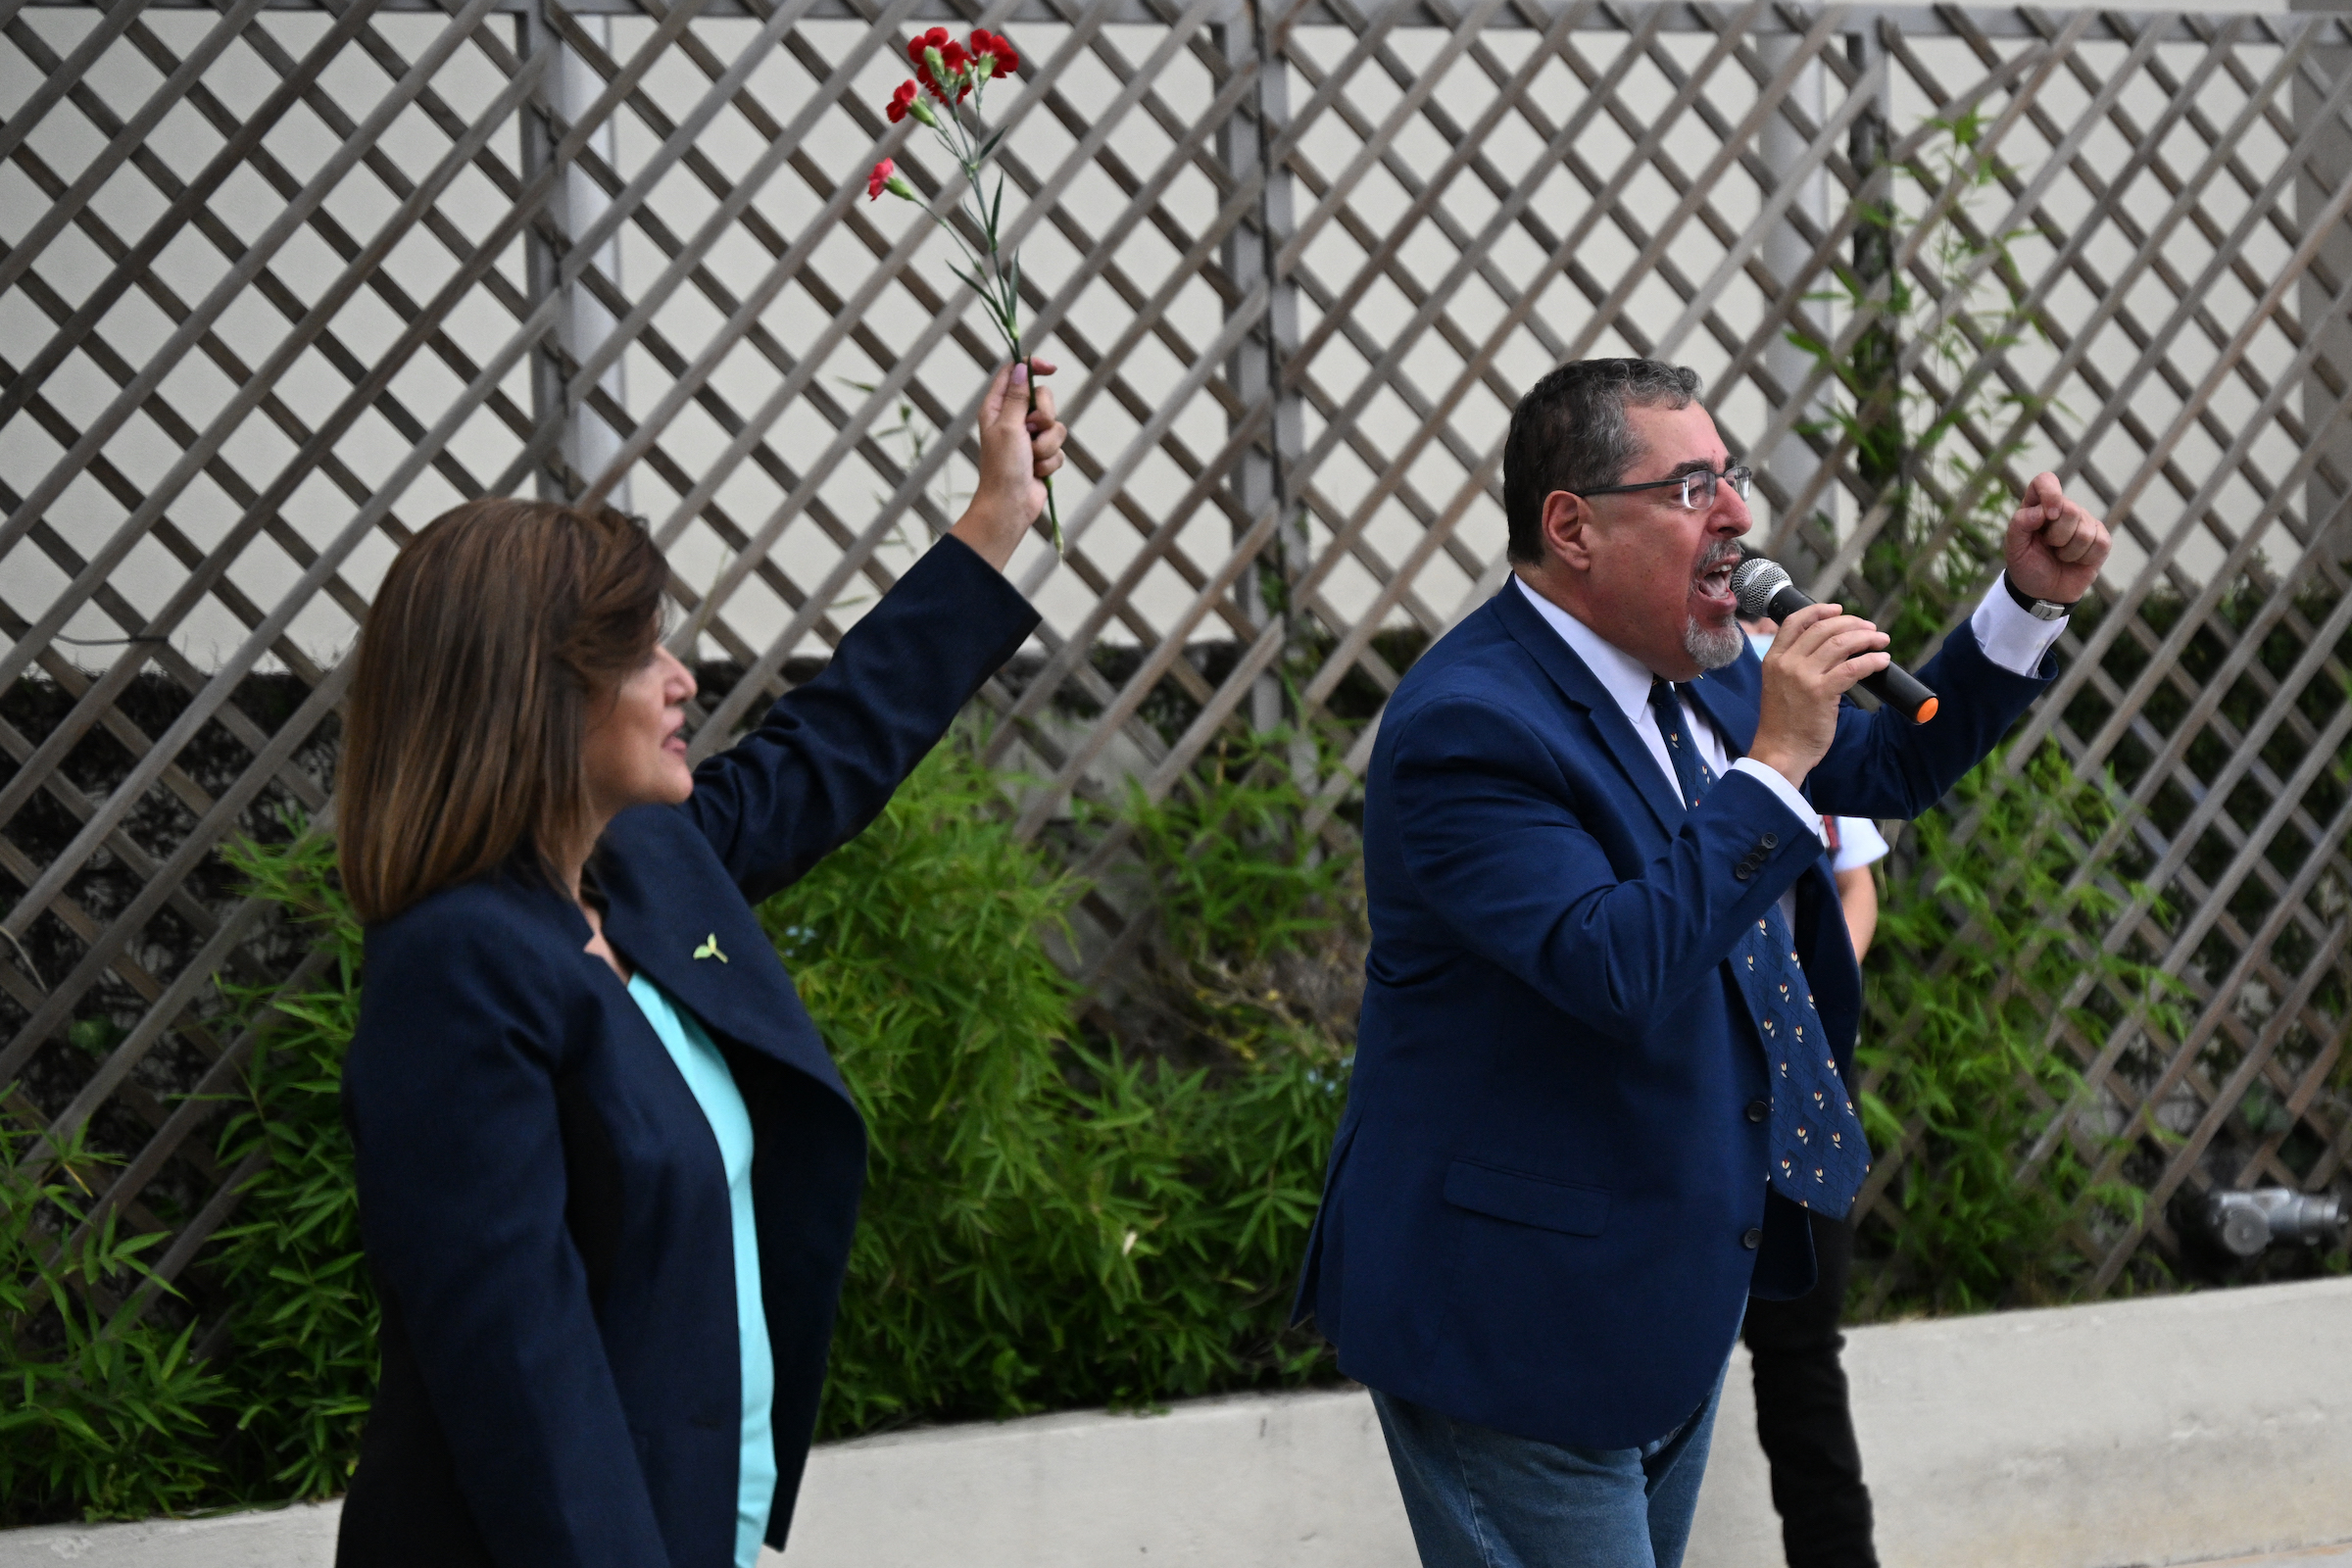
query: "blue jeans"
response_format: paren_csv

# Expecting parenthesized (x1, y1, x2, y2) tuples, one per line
(1370, 1358, 1730, 1568)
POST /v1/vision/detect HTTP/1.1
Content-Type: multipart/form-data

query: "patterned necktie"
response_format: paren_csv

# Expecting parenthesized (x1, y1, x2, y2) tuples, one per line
(1645, 678, 1871, 1217)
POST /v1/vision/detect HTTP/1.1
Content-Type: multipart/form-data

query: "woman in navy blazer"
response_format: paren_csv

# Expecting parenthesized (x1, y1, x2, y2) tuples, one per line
(331, 364, 1063, 1567)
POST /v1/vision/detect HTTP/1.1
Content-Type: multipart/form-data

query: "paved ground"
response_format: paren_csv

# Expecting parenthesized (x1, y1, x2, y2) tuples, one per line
(2188, 1549, 2352, 1567)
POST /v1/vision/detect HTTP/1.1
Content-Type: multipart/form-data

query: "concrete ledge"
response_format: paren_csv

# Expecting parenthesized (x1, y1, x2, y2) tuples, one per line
(6, 1277, 2349, 1568)
(1796, 1273, 2352, 1568)
(0, 1501, 344, 1566)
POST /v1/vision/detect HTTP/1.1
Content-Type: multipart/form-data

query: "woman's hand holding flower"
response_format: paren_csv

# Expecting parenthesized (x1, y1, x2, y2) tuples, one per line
(951, 359, 1065, 571)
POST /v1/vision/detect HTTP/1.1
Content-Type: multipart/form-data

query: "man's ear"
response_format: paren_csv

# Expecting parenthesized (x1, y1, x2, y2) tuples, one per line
(1542, 490, 1594, 571)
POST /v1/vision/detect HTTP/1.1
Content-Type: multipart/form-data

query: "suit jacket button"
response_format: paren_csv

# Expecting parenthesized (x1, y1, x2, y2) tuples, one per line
(1745, 1099, 1769, 1123)
(1740, 1227, 1764, 1250)
(1760, 832, 1779, 850)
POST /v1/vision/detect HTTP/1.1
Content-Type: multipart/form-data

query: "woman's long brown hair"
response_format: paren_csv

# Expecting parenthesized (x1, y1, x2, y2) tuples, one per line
(339, 498, 668, 924)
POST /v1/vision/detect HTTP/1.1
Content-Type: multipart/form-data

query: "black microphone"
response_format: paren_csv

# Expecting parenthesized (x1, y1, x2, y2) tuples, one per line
(1730, 557, 1939, 724)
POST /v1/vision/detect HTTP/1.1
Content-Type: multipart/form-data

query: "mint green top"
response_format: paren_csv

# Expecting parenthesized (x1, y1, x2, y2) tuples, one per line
(624, 973, 776, 1568)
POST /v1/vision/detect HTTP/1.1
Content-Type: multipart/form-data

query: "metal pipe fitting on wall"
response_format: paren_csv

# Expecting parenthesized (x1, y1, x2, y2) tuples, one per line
(2194, 1189, 2350, 1259)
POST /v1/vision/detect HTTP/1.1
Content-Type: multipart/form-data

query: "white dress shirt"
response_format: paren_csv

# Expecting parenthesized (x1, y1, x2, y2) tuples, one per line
(1511, 573, 2064, 925)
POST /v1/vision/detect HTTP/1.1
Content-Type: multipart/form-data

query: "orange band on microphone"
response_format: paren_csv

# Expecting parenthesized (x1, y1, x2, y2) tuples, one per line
(1915, 696, 1939, 723)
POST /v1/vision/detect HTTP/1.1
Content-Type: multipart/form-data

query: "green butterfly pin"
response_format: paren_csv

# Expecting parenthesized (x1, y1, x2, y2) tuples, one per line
(692, 934, 727, 963)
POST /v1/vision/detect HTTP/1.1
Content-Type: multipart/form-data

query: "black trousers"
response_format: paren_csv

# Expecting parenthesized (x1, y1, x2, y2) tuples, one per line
(1740, 1209, 1879, 1568)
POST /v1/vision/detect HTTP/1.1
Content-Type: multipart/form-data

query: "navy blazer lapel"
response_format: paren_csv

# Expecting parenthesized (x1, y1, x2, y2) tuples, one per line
(594, 809, 854, 1102)
(1491, 581, 1683, 838)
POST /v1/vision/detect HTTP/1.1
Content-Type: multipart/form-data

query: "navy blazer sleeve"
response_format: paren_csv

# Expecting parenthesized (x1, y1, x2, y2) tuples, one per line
(680, 535, 1039, 906)
(1386, 620, 2049, 1040)
(1802, 618, 2052, 819)
(346, 910, 669, 1567)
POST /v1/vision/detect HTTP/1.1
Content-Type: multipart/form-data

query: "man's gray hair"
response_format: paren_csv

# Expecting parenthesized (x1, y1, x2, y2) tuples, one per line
(1502, 359, 1703, 564)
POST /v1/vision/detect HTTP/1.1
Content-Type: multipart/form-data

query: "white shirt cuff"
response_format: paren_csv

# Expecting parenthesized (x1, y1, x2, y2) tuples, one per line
(1731, 758, 1826, 842)
(1970, 574, 2067, 675)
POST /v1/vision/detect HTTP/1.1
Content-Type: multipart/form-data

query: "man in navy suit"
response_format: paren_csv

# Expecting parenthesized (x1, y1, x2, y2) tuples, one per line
(1293, 359, 2109, 1568)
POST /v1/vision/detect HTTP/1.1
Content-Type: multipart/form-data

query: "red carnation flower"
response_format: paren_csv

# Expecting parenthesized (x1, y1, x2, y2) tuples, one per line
(867, 158, 894, 200)
(970, 28, 1018, 76)
(903, 27, 968, 104)
(940, 39, 973, 101)
(907, 26, 972, 104)
(886, 78, 919, 122)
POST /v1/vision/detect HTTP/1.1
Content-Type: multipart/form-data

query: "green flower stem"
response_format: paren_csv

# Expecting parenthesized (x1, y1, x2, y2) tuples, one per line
(899, 68, 1061, 554)
(1009, 327, 1062, 553)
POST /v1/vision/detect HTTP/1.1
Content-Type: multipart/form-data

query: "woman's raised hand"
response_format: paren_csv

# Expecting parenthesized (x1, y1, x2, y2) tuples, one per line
(951, 358, 1067, 570)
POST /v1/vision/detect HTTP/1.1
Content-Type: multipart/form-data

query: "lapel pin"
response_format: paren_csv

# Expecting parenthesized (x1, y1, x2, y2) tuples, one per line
(693, 934, 728, 963)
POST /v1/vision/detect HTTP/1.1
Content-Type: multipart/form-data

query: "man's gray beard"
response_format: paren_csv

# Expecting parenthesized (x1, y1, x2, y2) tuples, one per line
(1685, 617, 1745, 670)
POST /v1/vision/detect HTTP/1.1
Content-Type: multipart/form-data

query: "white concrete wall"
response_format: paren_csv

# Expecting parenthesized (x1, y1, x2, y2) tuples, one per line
(7, 1276, 2350, 1568)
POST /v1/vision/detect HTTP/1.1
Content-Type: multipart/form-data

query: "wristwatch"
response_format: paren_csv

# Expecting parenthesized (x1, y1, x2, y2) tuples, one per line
(2002, 572, 2075, 622)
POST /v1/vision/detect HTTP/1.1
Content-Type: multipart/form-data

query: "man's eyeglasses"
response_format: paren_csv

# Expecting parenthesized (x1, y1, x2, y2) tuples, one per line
(1573, 464, 1752, 513)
